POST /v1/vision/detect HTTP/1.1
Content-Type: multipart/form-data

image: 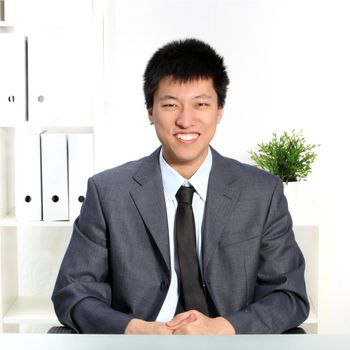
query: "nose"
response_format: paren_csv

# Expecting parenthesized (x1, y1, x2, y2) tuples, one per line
(175, 105, 194, 128)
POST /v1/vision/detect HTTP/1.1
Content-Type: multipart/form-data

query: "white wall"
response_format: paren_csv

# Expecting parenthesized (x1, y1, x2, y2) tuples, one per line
(101, 0, 350, 333)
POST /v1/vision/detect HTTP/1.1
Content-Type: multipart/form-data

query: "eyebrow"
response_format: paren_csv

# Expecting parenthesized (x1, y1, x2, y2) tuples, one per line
(159, 95, 178, 101)
(159, 94, 212, 101)
(194, 94, 212, 99)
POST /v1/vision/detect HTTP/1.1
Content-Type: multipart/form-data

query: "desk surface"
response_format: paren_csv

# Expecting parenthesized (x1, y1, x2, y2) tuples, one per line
(1, 334, 350, 350)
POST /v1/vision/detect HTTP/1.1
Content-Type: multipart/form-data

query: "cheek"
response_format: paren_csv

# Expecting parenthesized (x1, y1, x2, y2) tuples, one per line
(154, 120, 168, 132)
(154, 114, 174, 131)
(205, 118, 220, 132)
(203, 122, 219, 142)
(154, 121, 172, 141)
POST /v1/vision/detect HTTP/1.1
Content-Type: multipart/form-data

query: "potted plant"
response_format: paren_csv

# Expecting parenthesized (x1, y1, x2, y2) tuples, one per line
(249, 130, 320, 204)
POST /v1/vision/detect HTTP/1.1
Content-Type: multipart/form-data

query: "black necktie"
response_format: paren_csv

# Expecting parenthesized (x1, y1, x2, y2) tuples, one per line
(175, 186, 209, 315)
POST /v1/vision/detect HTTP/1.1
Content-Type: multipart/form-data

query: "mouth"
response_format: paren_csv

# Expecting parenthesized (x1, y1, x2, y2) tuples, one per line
(175, 133, 199, 143)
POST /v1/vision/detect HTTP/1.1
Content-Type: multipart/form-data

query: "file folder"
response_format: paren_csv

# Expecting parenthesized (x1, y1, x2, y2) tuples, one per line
(27, 31, 59, 124)
(41, 133, 69, 221)
(27, 27, 94, 124)
(15, 132, 42, 221)
(68, 133, 94, 221)
(0, 34, 26, 124)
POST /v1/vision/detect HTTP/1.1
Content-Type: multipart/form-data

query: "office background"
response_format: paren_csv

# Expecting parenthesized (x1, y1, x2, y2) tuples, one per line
(0, 0, 349, 333)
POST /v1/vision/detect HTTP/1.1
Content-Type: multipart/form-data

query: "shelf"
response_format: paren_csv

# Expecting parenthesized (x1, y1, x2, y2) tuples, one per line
(0, 214, 73, 228)
(0, 123, 94, 130)
(19, 121, 95, 128)
(0, 123, 19, 128)
(3, 296, 59, 324)
(0, 22, 15, 27)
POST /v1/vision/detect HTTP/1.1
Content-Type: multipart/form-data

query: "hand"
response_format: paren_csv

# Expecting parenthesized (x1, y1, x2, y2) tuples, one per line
(166, 310, 236, 335)
(124, 318, 173, 335)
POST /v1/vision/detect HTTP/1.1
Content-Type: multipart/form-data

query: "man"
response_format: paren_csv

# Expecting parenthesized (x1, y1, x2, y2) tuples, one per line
(52, 39, 309, 334)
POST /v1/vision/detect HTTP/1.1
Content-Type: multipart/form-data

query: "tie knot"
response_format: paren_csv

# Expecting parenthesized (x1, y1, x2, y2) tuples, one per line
(176, 186, 195, 205)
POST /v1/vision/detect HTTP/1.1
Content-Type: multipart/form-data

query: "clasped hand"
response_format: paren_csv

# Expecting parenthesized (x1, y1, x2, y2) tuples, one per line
(124, 310, 235, 335)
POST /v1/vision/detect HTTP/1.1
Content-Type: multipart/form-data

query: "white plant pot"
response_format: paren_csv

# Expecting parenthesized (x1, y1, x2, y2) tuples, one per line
(283, 181, 299, 206)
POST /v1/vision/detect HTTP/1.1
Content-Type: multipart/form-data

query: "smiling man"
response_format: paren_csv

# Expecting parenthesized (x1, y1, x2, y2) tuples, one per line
(149, 76, 223, 179)
(52, 39, 309, 334)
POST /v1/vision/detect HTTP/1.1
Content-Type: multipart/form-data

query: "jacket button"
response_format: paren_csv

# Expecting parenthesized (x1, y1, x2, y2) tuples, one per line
(160, 281, 168, 290)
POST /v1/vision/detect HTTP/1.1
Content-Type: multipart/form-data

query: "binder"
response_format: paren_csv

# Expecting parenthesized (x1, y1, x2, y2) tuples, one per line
(67, 133, 94, 221)
(0, 34, 26, 124)
(41, 133, 69, 221)
(27, 27, 94, 124)
(27, 31, 59, 124)
(15, 132, 42, 221)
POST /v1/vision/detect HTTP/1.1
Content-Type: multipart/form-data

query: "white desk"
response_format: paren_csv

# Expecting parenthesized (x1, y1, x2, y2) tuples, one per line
(1, 334, 350, 350)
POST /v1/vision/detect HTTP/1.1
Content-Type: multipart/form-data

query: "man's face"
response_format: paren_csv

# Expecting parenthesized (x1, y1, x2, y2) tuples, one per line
(148, 76, 223, 176)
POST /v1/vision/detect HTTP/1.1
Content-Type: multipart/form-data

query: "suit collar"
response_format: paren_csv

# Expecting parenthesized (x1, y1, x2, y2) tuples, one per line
(130, 148, 171, 273)
(202, 147, 242, 272)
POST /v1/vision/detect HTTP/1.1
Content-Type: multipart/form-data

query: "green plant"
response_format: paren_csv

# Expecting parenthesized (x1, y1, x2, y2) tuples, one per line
(249, 130, 320, 183)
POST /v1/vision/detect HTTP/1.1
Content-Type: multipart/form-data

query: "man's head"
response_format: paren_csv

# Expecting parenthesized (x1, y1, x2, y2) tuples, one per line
(143, 38, 229, 109)
(144, 39, 230, 178)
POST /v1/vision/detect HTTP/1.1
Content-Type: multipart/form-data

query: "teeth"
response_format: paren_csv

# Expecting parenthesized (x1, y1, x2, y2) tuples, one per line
(177, 134, 198, 141)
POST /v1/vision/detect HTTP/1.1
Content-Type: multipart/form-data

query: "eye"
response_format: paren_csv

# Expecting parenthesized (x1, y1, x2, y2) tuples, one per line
(197, 102, 210, 108)
(162, 103, 177, 109)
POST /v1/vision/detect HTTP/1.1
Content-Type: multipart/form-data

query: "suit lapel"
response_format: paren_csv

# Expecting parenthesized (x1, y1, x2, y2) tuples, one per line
(129, 148, 171, 273)
(202, 149, 242, 272)
(128, 148, 243, 275)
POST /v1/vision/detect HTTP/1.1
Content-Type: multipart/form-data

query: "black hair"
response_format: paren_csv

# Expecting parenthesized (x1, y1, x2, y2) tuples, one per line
(143, 38, 230, 109)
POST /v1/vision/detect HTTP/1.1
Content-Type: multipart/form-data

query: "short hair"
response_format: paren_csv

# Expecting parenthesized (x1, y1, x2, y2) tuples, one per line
(143, 38, 230, 109)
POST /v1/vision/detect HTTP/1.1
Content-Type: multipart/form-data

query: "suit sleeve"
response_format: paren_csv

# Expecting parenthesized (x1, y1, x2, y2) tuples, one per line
(223, 179, 310, 334)
(51, 177, 133, 333)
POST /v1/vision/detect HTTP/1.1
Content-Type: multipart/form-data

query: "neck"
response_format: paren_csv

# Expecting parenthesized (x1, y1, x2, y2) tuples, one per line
(161, 147, 210, 180)
(168, 153, 208, 179)
(172, 164, 200, 180)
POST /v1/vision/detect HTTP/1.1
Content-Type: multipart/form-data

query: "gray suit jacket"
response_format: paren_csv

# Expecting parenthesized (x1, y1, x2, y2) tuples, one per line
(52, 147, 309, 334)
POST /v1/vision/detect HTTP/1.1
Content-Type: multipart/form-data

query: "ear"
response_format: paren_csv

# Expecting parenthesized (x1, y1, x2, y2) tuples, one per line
(216, 107, 224, 124)
(148, 108, 154, 124)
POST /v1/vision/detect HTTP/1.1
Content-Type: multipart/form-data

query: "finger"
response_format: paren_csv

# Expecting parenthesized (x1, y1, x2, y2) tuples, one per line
(166, 311, 193, 328)
(187, 312, 197, 322)
(167, 312, 197, 330)
(173, 315, 200, 335)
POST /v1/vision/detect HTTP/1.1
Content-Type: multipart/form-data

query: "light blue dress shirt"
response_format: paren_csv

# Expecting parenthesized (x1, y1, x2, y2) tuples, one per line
(156, 148, 212, 322)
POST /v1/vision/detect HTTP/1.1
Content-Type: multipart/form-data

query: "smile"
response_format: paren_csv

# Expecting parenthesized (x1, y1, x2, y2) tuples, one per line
(176, 133, 199, 141)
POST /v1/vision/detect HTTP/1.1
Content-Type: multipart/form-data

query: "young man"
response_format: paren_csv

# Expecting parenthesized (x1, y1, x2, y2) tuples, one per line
(52, 39, 309, 334)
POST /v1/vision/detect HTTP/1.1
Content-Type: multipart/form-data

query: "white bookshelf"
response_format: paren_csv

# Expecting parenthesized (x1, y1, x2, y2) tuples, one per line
(0, 0, 103, 334)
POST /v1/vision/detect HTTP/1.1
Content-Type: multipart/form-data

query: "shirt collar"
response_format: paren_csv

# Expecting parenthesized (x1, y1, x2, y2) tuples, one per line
(159, 148, 212, 202)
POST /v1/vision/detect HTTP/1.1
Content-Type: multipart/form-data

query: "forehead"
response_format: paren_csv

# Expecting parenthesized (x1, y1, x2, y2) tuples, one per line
(155, 76, 216, 98)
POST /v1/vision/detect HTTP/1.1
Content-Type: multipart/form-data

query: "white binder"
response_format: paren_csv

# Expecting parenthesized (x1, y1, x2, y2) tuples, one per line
(15, 132, 42, 221)
(27, 31, 57, 124)
(68, 133, 94, 221)
(41, 133, 69, 221)
(0, 34, 26, 125)
(27, 26, 94, 124)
